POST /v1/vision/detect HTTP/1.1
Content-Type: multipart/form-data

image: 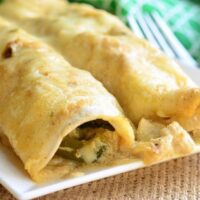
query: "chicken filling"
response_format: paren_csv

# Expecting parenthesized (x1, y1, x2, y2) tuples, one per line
(56, 119, 119, 164)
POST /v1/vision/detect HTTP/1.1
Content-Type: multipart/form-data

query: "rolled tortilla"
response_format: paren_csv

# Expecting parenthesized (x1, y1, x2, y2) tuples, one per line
(1, 0, 200, 167)
(0, 0, 199, 130)
(0, 17, 134, 182)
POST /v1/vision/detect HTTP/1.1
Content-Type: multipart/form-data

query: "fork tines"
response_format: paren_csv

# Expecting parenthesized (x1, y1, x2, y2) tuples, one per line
(128, 12, 198, 68)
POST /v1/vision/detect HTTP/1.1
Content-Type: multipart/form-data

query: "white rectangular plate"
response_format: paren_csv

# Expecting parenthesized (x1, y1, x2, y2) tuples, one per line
(1, 63, 200, 200)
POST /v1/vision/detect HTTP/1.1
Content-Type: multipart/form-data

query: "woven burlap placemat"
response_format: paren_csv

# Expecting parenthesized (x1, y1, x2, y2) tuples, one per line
(1, 153, 200, 200)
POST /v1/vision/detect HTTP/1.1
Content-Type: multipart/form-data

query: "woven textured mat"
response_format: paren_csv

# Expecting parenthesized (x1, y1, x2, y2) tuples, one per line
(1, 153, 200, 200)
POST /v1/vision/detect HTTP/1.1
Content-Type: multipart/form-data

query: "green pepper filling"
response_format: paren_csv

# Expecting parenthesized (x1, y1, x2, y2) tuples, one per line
(56, 119, 115, 163)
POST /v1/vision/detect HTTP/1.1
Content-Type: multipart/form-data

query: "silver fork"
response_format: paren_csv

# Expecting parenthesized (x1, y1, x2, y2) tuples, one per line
(127, 12, 199, 68)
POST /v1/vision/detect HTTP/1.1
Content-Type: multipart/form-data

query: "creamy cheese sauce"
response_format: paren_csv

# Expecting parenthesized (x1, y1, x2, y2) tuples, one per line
(0, 1, 199, 181)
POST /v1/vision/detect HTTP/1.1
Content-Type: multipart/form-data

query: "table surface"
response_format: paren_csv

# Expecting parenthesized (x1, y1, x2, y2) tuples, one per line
(1, 153, 200, 200)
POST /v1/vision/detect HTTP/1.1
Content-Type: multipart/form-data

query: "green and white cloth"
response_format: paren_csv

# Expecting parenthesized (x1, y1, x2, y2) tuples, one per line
(69, 0, 200, 64)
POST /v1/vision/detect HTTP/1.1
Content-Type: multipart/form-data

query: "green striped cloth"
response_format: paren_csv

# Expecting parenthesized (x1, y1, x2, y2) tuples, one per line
(69, 0, 200, 64)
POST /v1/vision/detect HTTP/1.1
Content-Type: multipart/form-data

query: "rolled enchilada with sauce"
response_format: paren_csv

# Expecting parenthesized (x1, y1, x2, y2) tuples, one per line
(1, 0, 200, 166)
(0, 17, 135, 182)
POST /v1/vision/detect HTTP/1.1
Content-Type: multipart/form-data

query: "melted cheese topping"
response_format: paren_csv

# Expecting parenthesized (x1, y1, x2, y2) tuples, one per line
(0, 0, 198, 125)
(0, 0, 199, 181)
(0, 16, 135, 182)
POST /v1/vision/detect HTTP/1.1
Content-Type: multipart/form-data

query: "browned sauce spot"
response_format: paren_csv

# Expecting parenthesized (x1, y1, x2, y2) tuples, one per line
(154, 143, 159, 147)
(51, 121, 56, 126)
(2, 46, 13, 59)
(42, 72, 49, 76)
(26, 90, 33, 97)
(152, 142, 160, 153)
(2, 40, 22, 59)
